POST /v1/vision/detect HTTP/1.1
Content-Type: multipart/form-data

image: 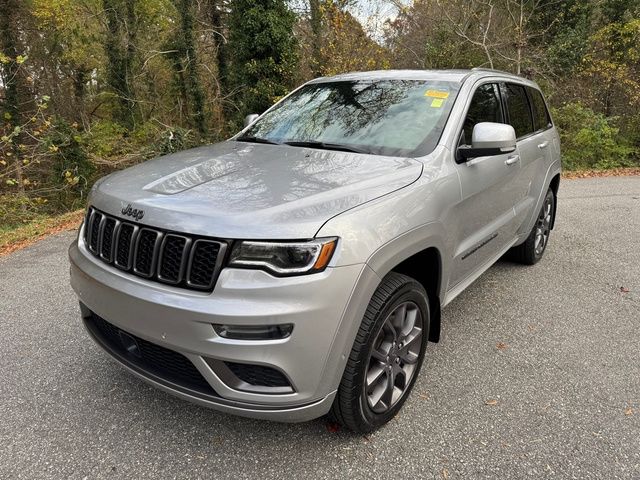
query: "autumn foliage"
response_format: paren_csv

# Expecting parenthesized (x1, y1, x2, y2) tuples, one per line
(1, 0, 638, 226)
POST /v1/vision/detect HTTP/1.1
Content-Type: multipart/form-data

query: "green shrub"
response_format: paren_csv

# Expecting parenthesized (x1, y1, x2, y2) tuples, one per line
(0, 194, 46, 226)
(83, 120, 128, 159)
(552, 102, 637, 170)
(41, 118, 95, 211)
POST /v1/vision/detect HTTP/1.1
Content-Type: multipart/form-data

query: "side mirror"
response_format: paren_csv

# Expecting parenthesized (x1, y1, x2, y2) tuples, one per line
(458, 122, 517, 161)
(243, 114, 260, 128)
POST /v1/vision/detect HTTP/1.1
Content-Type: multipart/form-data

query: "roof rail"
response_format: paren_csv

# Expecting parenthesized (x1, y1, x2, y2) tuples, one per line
(470, 67, 519, 76)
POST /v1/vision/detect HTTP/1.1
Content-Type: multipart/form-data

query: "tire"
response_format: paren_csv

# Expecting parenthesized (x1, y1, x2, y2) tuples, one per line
(330, 272, 430, 433)
(509, 188, 555, 265)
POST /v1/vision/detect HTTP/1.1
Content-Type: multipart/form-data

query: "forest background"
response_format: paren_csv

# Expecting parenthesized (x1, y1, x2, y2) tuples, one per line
(1, 0, 638, 229)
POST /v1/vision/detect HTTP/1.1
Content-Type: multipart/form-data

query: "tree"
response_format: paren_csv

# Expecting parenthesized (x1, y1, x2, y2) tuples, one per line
(0, 0, 34, 204)
(167, 0, 208, 135)
(225, 0, 299, 124)
(102, 0, 139, 128)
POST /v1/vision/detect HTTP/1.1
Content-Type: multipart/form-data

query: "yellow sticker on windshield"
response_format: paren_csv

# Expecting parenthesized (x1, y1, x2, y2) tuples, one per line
(425, 90, 450, 99)
(430, 98, 444, 108)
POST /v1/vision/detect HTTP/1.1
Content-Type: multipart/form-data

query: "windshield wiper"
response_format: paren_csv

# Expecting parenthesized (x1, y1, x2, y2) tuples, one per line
(236, 135, 280, 145)
(283, 140, 370, 154)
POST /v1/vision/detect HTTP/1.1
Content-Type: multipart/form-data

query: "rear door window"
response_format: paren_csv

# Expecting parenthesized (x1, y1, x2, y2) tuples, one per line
(527, 87, 552, 131)
(462, 83, 503, 145)
(504, 83, 534, 139)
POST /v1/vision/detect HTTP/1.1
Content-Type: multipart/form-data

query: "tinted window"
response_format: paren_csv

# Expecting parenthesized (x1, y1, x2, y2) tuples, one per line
(243, 80, 461, 157)
(462, 83, 503, 144)
(528, 87, 551, 131)
(504, 83, 534, 138)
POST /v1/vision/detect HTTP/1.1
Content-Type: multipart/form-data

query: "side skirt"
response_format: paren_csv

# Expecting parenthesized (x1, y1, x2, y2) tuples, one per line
(442, 237, 518, 307)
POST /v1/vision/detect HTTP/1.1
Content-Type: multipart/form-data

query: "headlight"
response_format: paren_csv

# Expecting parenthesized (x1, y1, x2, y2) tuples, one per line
(229, 237, 338, 276)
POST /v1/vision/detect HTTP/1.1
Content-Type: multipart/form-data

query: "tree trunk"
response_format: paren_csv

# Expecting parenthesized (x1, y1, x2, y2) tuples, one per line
(309, 0, 323, 75)
(0, 0, 30, 207)
(175, 0, 207, 135)
(102, 0, 138, 128)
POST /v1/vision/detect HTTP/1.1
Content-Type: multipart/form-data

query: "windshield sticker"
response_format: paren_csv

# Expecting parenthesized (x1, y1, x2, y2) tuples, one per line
(430, 98, 445, 108)
(425, 90, 450, 99)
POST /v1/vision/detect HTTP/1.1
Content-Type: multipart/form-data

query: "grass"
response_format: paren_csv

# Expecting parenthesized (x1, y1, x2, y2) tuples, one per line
(0, 209, 84, 257)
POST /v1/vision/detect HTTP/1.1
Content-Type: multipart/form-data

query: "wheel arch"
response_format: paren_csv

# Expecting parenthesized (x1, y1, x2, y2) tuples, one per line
(365, 225, 447, 345)
(549, 173, 560, 229)
(389, 247, 443, 343)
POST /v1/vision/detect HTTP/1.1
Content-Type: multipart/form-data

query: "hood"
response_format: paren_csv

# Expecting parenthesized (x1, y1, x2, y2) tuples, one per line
(90, 141, 423, 239)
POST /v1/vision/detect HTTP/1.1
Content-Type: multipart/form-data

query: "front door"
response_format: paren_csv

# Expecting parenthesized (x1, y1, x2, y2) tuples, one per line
(449, 82, 522, 287)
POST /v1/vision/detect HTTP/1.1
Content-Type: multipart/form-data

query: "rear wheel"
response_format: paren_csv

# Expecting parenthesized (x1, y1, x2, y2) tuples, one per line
(509, 188, 555, 265)
(330, 273, 429, 433)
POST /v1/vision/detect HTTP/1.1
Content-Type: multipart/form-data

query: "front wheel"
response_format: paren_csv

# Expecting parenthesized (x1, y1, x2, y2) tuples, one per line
(330, 273, 430, 433)
(509, 188, 555, 265)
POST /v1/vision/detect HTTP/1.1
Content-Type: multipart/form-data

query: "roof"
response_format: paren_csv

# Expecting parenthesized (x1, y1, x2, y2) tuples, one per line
(309, 68, 536, 86)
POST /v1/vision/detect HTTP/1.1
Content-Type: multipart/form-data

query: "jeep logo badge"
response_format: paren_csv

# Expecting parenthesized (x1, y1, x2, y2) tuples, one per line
(121, 204, 145, 221)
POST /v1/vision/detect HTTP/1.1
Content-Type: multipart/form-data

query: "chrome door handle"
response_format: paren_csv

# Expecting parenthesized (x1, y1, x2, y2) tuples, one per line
(505, 155, 520, 165)
(538, 141, 549, 149)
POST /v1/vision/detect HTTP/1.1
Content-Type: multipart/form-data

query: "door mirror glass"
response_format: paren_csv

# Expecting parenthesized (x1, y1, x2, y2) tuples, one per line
(243, 114, 260, 128)
(458, 122, 517, 160)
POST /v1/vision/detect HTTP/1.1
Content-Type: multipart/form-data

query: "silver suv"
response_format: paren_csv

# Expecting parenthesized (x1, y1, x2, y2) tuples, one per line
(69, 69, 561, 432)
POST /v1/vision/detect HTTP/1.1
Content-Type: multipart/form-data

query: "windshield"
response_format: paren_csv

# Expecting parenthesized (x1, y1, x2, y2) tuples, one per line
(239, 79, 461, 157)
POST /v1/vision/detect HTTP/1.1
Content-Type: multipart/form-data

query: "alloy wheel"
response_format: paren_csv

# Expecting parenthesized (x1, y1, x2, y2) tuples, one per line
(364, 301, 424, 413)
(534, 194, 553, 256)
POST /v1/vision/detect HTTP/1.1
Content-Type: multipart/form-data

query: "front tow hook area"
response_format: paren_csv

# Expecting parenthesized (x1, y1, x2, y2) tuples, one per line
(118, 331, 142, 358)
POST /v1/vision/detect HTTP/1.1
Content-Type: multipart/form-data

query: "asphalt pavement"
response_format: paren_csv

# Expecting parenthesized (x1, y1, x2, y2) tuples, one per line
(1, 176, 639, 479)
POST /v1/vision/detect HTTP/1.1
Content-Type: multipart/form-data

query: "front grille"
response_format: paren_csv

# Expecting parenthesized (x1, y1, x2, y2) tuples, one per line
(225, 362, 291, 388)
(158, 235, 189, 283)
(188, 240, 221, 289)
(87, 313, 217, 396)
(134, 229, 160, 276)
(100, 218, 116, 261)
(83, 207, 227, 292)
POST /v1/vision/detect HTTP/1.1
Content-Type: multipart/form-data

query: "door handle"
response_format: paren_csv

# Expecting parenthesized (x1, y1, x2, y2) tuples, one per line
(505, 155, 520, 165)
(538, 141, 549, 149)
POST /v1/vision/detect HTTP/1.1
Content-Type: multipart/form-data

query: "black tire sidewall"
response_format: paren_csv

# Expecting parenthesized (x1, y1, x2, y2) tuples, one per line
(356, 283, 430, 430)
(533, 189, 555, 261)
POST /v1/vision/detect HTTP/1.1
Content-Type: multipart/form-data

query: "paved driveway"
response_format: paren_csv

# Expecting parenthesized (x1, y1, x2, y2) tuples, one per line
(1, 177, 639, 479)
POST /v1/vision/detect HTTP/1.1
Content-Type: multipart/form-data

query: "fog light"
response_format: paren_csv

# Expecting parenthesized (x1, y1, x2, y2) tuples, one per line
(213, 324, 293, 340)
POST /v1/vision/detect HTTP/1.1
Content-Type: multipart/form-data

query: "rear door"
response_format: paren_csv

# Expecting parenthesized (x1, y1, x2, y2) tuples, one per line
(449, 82, 522, 287)
(501, 83, 545, 229)
(524, 87, 557, 222)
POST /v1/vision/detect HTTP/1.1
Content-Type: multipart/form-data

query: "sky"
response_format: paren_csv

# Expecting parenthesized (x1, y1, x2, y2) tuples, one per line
(289, 0, 405, 39)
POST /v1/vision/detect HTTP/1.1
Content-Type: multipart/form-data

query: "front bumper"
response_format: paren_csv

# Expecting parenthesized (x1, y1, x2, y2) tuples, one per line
(69, 234, 380, 422)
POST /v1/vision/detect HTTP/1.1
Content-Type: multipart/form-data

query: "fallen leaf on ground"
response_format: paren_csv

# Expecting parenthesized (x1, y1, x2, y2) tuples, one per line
(496, 342, 508, 350)
(419, 392, 429, 400)
(562, 167, 640, 179)
(326, 422, 341, 433)
(485, 399, 499, 406)
(624, 407, 634, 416)
(441, 468, 449, 479)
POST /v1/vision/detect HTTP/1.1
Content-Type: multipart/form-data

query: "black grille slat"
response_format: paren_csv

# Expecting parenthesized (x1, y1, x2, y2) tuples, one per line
(83, 207, 93, 243)
(159, 235, 188, 283)
(83, 207, 225, 292)
(225, 362, 291, 388)
(100, 218, 117, 261)
(115, 223, 135, 268)
(89, 212, 103, 253)
(188, 240, 221, 289)
(89, 314, 216, 395)
(134, 229, 159, 276)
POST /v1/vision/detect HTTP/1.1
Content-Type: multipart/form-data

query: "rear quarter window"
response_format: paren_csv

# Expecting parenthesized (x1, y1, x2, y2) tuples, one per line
(527, 87, 552, 131)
